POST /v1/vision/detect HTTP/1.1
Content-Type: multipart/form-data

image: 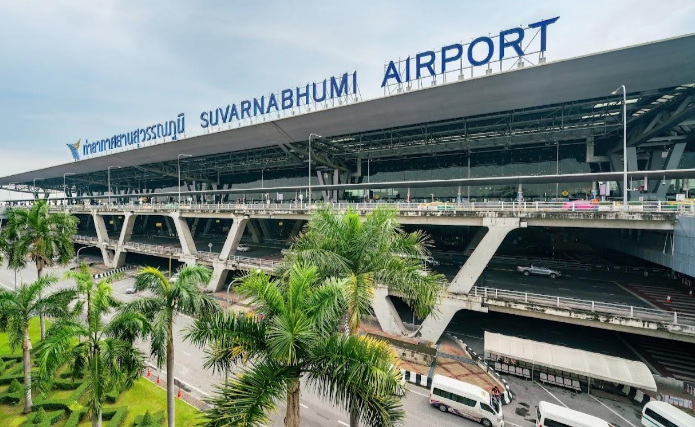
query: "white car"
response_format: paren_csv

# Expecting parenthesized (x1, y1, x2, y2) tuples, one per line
(424, 257, 440, 267)
(517, 265, 561, 279)
(237, 245, 251, 252)
(125, 286, 137, 294)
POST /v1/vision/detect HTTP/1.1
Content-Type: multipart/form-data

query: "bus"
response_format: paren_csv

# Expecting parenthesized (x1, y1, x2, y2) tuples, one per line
(642, 401, 695, 427)
(429, 374, 504, 427)
(536, 401, 615, 427)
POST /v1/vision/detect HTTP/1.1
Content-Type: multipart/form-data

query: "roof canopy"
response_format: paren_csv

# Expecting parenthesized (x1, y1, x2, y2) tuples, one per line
(484, 332, 657, 391)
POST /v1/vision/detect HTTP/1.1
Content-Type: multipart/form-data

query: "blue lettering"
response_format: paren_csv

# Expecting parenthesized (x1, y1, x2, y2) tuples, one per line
(313, 80, 327, 102)
(241, 100, 251, 118)
(266, 94, 279, 113)
(441, 44, 463, 73)
(200, 111, 209, 128)
(330, 73, 349, 98)
(499, 27, 525, 60)
(381, 61, 401, 87)
(209, 110, 219, 126)
(416, 51, 436, 79)
(528, 17, 559, 52)
(220, 105, 230, 123)
(177, 113, 185, 133)
(281, 89, 293, 109)
(296, 84, 310, 106)
(253, 96, 265, 116)
(230, 104, 239, 121)
(468, 36, 494, 66)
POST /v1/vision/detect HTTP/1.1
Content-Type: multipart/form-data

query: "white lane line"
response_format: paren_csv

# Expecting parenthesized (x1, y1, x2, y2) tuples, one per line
(589, 395, 636, 427)
(338, 421, 349, 426)
(300, 403, 308, 409)
(183, 352, 191, 357)
(504, 422, 531, 427)
(534, 381, 567, 408)
(406, 387, 429, 397)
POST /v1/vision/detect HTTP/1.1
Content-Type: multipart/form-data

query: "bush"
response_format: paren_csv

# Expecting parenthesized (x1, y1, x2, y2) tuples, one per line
(0, 389, 22, 404)
(134, 410, 164, 427)
(62, 408, 86, 427)
(8, 378, 22, 393)
(68, 381, 88, 401)
(103, 407, 128, 427)
(23, 408, 65, 426)
(52, 379, 80, 391)
(0, 373, 25, 385)
(105, 388, 119, 403)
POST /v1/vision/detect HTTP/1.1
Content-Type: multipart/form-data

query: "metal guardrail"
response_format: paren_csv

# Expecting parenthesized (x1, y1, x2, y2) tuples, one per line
(473, 286, 695, 329)
(488, 255, 671, 276)
(51, 200, 695, 215)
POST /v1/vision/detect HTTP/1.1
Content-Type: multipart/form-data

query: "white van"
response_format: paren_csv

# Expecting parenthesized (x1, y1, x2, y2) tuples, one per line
(429, 374, 503, 427)
(536, 401, 615, 427)
(642, 401, 695, 427)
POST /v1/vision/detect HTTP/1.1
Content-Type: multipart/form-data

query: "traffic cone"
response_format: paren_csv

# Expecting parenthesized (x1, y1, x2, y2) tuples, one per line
(156, 375, 161, 385)
(177, 388, 182, 399)
(146, 368, 151, 378)
(666, 295, 672, 303)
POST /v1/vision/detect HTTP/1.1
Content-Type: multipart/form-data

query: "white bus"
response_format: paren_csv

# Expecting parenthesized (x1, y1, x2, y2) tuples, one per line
(536, 401, 615, 427)
(642, 401, 695, 427)
(429, 374, 504, 427)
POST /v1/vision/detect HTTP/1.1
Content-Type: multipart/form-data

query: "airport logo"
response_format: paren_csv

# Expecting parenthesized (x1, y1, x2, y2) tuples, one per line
(66, 139, 81, 161)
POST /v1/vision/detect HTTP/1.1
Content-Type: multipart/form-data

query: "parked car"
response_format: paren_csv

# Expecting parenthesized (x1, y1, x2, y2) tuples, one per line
(423, 257, 440, 267)
(237, 245, 251, 252)
(517, 265, 561, 279)
(125, 286, 137, 294)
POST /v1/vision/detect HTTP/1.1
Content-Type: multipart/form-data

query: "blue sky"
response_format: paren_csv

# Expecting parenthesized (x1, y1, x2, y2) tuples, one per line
(0, 0, 694, 178)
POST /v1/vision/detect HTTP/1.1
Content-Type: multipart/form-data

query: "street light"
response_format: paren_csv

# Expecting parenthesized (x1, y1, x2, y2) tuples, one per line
(63, 173, 75, 204)
(33, 178, 44, 197)
(76, 245, 98, 267)
(308, 133, 322, 204)
(612, 85, 628, 211)
(178, 154, 192, 205)
(107, 166, 121, 206)
(226, 278, 240, 309)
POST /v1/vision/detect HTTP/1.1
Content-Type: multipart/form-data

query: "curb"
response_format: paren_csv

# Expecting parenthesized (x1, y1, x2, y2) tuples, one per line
(401, 368, 432, 389)
(94, 265, 133, 279)
(447, 334, 513, 405)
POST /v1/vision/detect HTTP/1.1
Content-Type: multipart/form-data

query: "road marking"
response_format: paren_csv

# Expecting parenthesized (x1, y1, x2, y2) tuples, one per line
(406, 387, 429, 397)
(183, 352, 191, 357)
(338, 421, 349, 426)
(300, 403, 308, 409)
(534, 381, 567, 408)
(589, 394, 636, 427)
(504, 422, 531, 427)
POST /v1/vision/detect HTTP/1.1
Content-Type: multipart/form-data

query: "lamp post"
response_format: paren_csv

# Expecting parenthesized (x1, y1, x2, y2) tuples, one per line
(612, 85, 628, 211)
(178, 154, 192, 205)
(107, 166, 121, 206)
(33, 178, 44, 199)
(63, 173, 75, 204)
(226, 278, 240, 309)
(308, 133, 321, 204)
(76, 244, 98, 267)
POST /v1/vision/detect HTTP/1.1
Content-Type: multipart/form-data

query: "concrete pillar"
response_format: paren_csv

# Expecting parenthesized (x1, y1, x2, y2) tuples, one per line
(202, 218, 213, 236)
(113, 213, 137, 268)
(92, 213, 113, 267)
(207, 261, 229, 292)
(463, 227, 486, 256)
(170, 212, 197, 255)
(247, 219, 262, 244)
(332, 169, 339, 201)
(257, 219, 272, 240)
(417, 295, 487, 344)
(141, 215, 150, 233)
(164, 216, 175, 236)
(288, 220, 303, 243)
(372, 286, 408, 336)
(190, 218, 200, 236)
(448, 218, 521, 294)
(219, 217, 248, 260)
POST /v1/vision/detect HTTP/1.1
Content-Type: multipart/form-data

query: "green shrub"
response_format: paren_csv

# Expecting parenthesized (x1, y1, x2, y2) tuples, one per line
(134, 410, 164, 427)
(68, 381, 88, 401)
(0, 389, 22, 404)
(32, 400, 69, 411)
(52, 379, 80, 391)
(8, 378, 22, 393)
(23, 408, 64, 426)
(104, 407, 128, 426)
(0, 373, 25, 385)
(63, 408, 86, 427)
(33, 407, 47, 423)
(105, 388, 119, 403)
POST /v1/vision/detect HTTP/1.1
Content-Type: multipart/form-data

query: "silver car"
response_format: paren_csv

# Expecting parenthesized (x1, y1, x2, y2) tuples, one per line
(517, 265, 561, 279)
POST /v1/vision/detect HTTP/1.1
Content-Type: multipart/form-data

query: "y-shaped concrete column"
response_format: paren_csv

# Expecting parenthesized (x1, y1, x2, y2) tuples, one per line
(287, 220, 303, 243)
(170, 212, 197, 255)
(247, 219, 262, 244)
(208, 217, 249, 292)
(372, 286, 408, 336)
(447, 217, 521, 294)
(92, 213, 113, 267)
(417, 294, 488, 345)
(113, 213, 137, 268)
(257, 219, 272, 240)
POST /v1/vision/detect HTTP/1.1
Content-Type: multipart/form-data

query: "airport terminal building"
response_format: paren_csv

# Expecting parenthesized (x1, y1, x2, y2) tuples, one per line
(2, 30, 695, 349)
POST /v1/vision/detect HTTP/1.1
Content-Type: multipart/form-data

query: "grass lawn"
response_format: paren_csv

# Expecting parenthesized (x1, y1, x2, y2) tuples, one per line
(0, 317, 44, 355)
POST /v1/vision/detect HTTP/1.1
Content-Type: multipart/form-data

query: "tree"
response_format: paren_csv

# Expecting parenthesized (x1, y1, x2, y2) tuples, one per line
(0, 275, 76, 414)
(35, 279, 147, 427)
(119, 265, 218, 427)
(185, 264, 405, 427)
(0, 199, 78, 340)
(281, 206, 446, 426)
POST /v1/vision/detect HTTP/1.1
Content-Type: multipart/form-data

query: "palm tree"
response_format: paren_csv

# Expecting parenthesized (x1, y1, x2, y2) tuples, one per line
(34, 279, 147, 427)
(282, 206, 445, 426)
(185, 264, 405, 427)
(119, 265, 218, 427)
(0, 275, 76, 414)
(0, 199, 78, 340)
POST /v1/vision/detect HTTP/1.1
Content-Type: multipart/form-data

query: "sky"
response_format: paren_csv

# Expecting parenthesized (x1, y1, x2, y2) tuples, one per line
(0, 0, 694, 181)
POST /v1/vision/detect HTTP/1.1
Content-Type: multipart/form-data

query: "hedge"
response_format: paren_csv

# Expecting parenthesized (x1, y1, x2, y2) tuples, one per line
(103, 407, 128, 427)
(0, 373, 26, 385)
(63, 408, 86, 427)
(134, 410, 165, 426)
(52, 379, 81, 391)
(22, 408, 65, 427)
(105, 389, 119, 403)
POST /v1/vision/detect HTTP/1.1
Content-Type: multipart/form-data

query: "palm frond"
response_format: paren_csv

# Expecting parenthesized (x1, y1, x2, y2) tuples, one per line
(134, 267, 170, 296)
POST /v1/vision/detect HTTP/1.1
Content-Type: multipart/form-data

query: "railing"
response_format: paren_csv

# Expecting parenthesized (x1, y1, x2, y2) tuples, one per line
(122, 241, 182, 255)
(487, 255, 671, 276)
(472, 286, 695, 329)
(52, 200, 694, 216)
(226, 255, 278, 270)
(73, 235, 99, 244)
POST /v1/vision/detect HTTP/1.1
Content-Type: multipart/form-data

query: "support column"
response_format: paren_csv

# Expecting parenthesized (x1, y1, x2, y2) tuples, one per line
(219, 217, 249, 260)
(447, 218, 521, 294)
(287, 220, 303, 243)
(202, 218, 213, 236)
(463, 227, 486, 256)
(207, 262, 229, 293)
(257, 219, 272, 240)
(417, 295, 487, 344)
(190, 218, 200, 237)
(92, 213, 113, 267)
(332, 169, 339, 201)
(170, 212, 197, 255)
(247, 219, 262, 244)
(164, 216, 175, 236)
(113, 213, 136, 268)
(372, 286, 408, 336)
(655, 143, 686, 200)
